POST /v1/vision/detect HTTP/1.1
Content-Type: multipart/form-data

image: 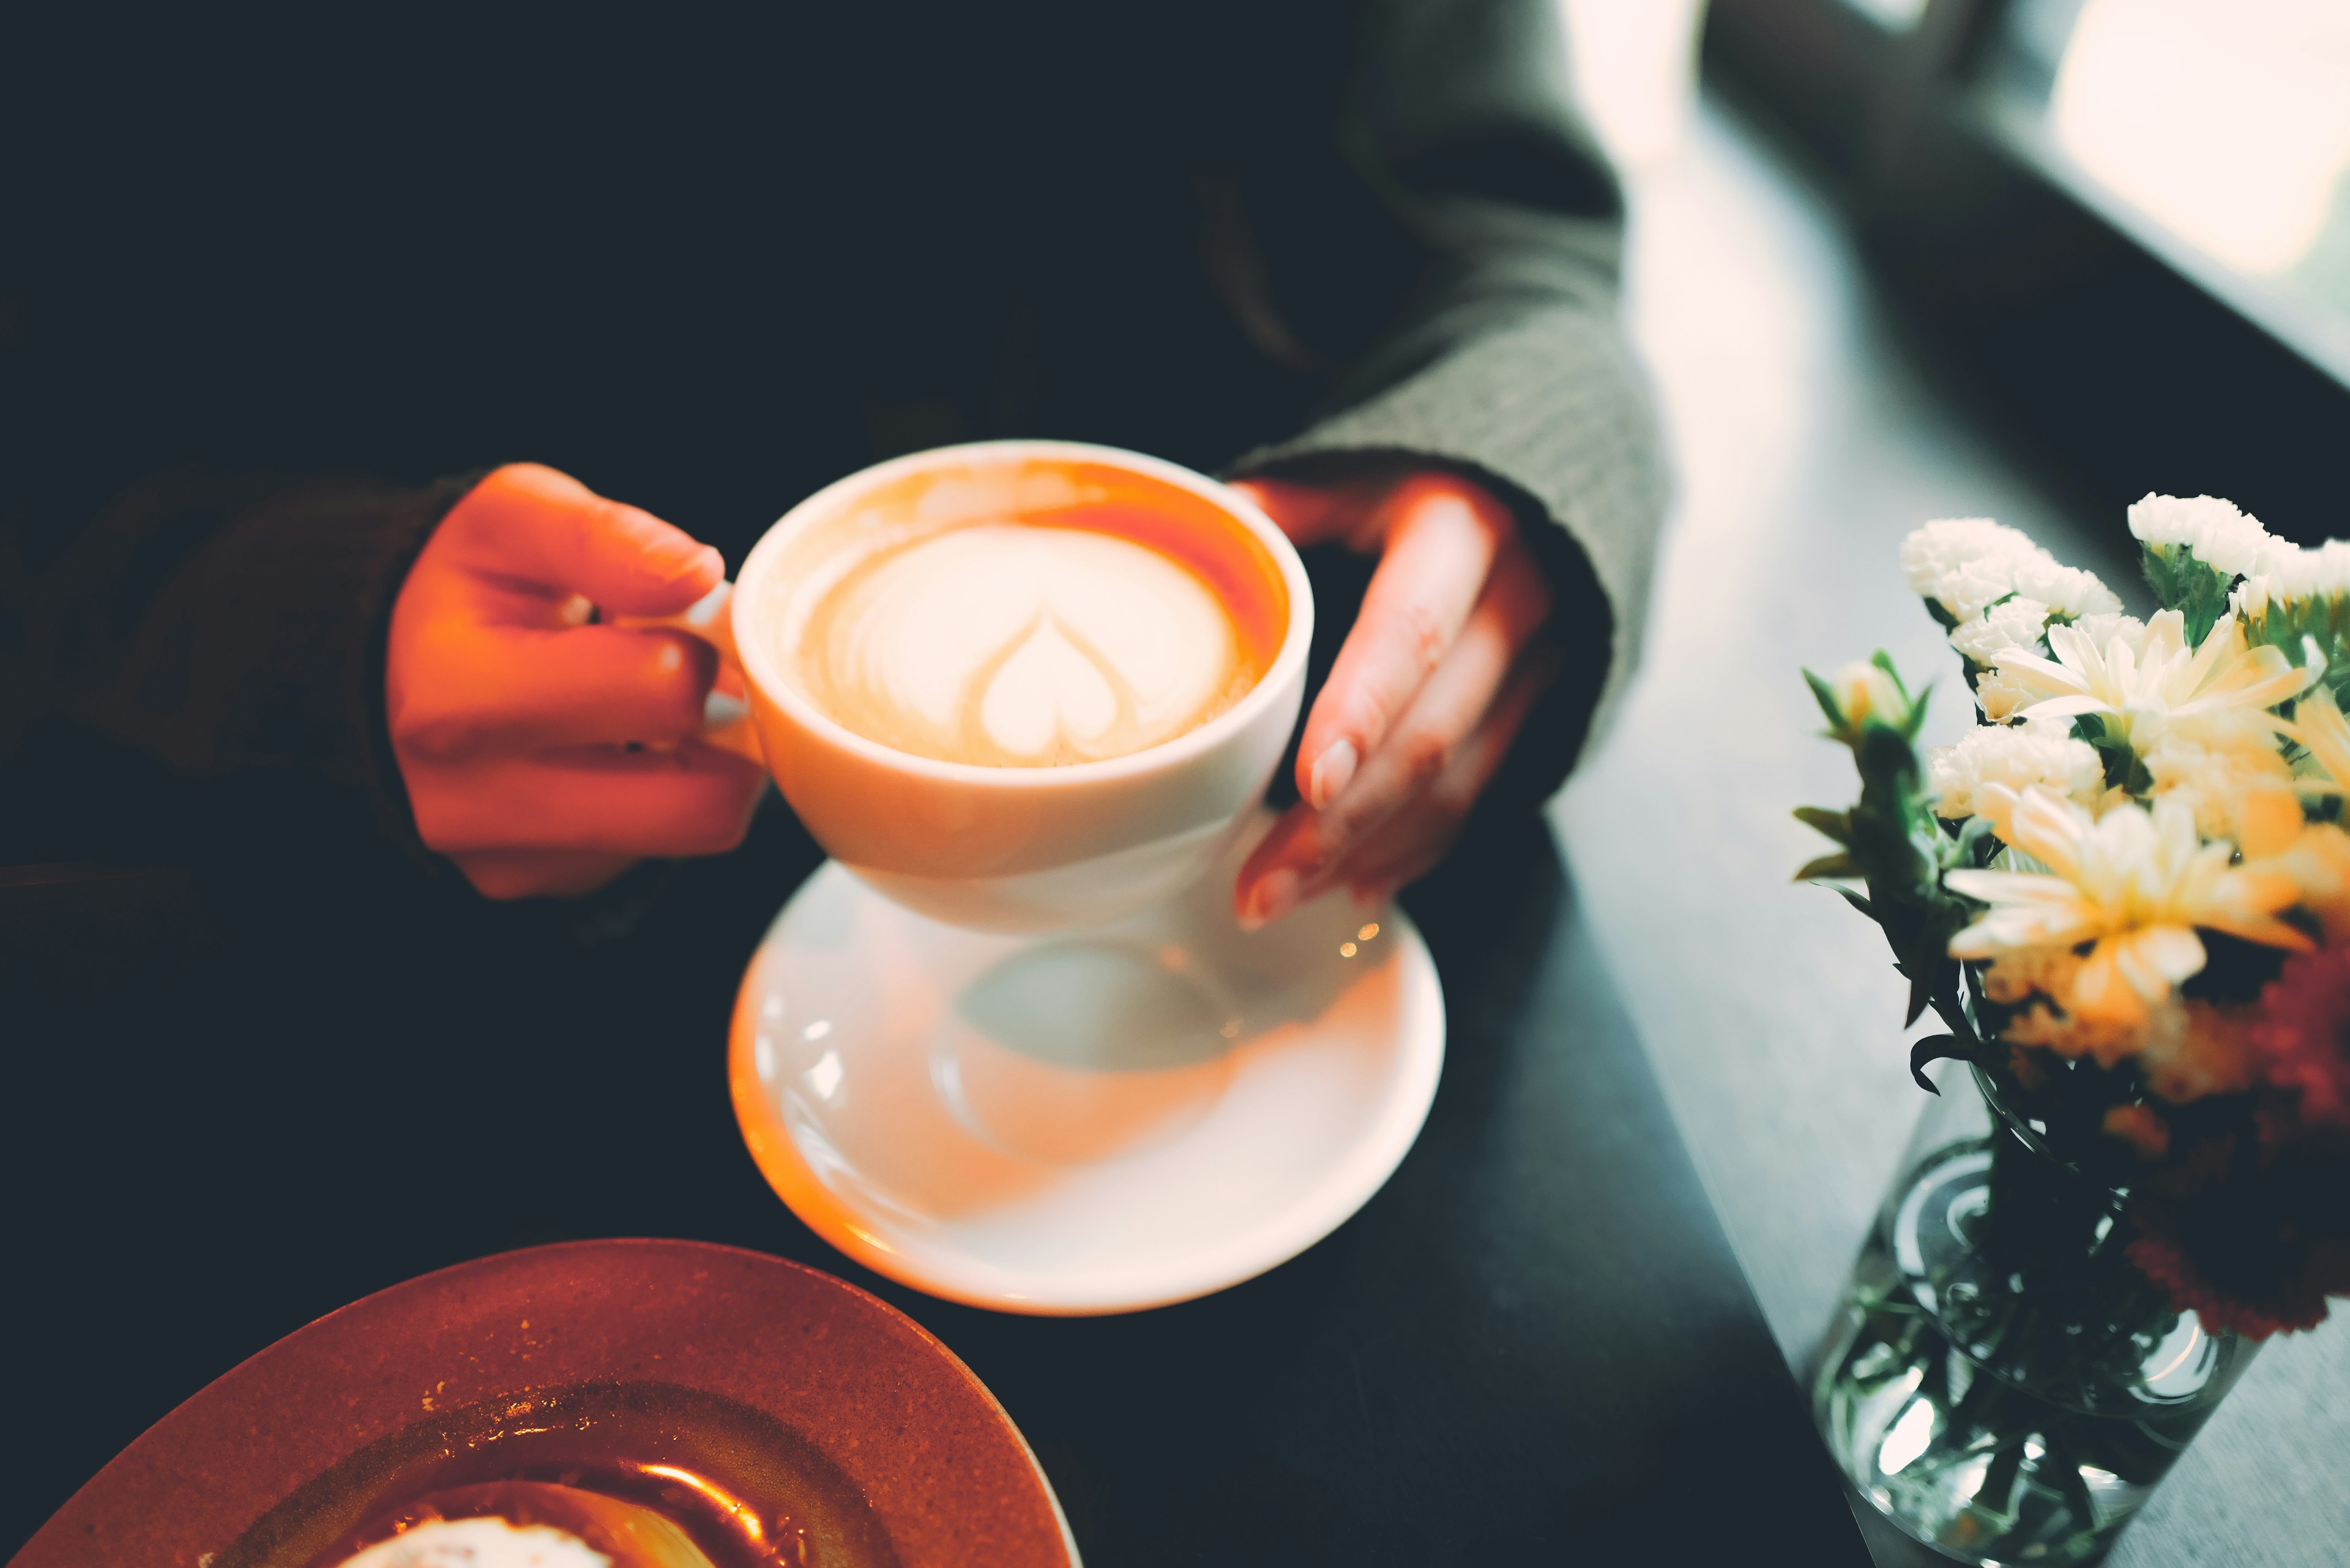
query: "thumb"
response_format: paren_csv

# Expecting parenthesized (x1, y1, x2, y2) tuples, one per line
(439, 463, 726, 616)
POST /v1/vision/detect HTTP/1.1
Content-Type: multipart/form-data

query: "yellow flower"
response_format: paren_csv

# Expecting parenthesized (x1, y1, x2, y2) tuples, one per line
(2002, 977, 2151, 1068)
(1985, 609, 2313, 747)
(2138, 717, 2296, 840)
(2237, 789, 2350, 945)
(2278, 684, 2350, 796)
(1946, 788, 2310, 1026)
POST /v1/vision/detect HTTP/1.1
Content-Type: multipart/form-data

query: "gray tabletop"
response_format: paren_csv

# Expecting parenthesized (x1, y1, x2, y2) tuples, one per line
(1551, 94, 2350, 1567)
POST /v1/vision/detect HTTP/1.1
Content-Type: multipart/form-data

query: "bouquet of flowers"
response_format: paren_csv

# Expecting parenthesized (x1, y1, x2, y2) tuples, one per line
(1806, 493, 2349, 1336)
(1800, 496, 2349, 1561)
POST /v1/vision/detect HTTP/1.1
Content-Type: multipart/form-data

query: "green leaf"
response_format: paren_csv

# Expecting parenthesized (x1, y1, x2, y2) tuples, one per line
(1904, 952, 1939, 1027)
(1908, 1033, 1965, 1094)
(2075, 714, 2149, 793)
(1857, 723, 1922, 790)
(1800, 651, 1982, 1047)
(1794, 805, 1853, 845)
(2140, 542, 2238, 647)
(2242, 589, 2350, 713)
(1802, 668, 1847, 734)
(1955, 815, 2001, 868)
(1901, 681, 1934, 741)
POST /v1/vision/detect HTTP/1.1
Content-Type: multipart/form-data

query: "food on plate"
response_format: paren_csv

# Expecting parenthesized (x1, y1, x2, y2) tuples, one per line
(321, 1481, 716, 1568)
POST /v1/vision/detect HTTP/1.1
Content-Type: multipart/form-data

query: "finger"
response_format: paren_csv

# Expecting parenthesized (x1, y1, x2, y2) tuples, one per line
(439, 463, 725, 615)
(453, 848, 640, 901)
(391, 624, 718, 761)
(1294, 476, 1514, 809)
(409, 744, 766, 858)
(1334, 646, 1564, 903)
(1236, 629, 1557, 927)
(1239, 536, 1546, 908)
(1231, 799, 1323, 930)
(1313, 536, 1550, 840)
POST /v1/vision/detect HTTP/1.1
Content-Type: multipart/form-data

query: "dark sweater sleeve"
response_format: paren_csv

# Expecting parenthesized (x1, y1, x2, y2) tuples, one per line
(1226, 0, 1667, 794)
(1, 471, 477, 864)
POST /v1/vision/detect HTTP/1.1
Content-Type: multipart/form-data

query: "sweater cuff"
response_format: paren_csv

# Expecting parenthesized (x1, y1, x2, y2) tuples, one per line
(81, 471, 482, 846)
(1229, 303, 1667, 765)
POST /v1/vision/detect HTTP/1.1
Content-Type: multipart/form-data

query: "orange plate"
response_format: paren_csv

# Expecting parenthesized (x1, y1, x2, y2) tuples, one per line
(15, 1239, 1076, 1568)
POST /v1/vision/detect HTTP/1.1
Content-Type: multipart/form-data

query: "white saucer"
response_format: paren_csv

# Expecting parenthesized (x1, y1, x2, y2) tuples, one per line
(728, 822, 1445, 1315)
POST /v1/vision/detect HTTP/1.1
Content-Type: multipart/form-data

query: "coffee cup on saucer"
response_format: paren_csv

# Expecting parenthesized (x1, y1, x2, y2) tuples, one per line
(722, 439, 1314, 933)
(686, 442, 1441, 1316)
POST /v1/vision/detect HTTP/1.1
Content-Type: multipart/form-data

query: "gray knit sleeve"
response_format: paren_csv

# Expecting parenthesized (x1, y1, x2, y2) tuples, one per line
(1229, 0, 1668, 748)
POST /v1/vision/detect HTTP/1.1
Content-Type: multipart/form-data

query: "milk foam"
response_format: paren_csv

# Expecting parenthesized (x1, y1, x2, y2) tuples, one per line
(797, 523, 1247, 766)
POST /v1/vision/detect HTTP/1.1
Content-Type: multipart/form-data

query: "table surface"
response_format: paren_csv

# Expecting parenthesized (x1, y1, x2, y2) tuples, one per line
(6, 804, 1869, 1566)
(1554, 92, 2350, 1567)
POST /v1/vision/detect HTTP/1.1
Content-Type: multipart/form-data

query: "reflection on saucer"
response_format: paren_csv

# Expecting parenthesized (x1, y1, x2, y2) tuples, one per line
(933, 941, 1239, 1165)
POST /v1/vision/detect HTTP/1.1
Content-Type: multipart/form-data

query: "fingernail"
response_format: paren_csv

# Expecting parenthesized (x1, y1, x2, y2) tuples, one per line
(1238, 868, 1302, 933)
(676, 580, 731, 628)
(704, 690, 748, 726)
(1307, 740, 1359, 809)
(646, 532, 722, 583)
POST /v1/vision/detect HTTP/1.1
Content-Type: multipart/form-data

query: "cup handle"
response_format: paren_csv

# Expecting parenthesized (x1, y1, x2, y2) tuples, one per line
(611, 581, 765, 766)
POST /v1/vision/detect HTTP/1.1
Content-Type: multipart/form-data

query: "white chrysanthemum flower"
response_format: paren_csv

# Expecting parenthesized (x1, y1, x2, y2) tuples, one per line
(1900, 518, 2122, 622)
(2070, 611, 2144, 650)
(1927, 722, 2103, 821)
(1902, 518, 2029, 614)
(1947, 788, 2310, 1026)
(1969, 617, 2144, 726)
(2127, 493, 2272, 577)
(1984, 609, 2314, 748)
(1949, 595, 2052, 668)
(2006, 556, 2124, 621)
(2236, 539, 2350, 614)
(1974, 666, 2033, 722)
(2138, 719, 2295, 840)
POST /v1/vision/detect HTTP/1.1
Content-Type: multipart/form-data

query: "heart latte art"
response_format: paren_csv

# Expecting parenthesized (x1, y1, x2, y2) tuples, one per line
(795, 522, 1257, 766)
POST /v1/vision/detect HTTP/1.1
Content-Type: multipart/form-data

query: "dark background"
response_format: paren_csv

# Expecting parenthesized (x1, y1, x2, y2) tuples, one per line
(1706, 0, 2350, 547)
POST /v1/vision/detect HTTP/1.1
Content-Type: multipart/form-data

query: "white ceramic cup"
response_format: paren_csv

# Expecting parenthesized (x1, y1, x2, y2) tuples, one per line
(726, 440, 1313, 933)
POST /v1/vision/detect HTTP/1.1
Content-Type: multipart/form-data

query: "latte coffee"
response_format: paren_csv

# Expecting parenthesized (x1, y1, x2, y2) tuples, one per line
(726, 442, 1311, 928)
(768, 463, 1288, 768)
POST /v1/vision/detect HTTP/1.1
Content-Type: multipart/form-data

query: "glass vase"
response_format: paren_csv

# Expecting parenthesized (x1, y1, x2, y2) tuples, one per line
(1813, 1066, 2258, 1566)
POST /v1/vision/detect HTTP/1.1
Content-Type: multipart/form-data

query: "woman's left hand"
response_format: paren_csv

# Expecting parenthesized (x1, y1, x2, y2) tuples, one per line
(1229, 465, 1561, 927)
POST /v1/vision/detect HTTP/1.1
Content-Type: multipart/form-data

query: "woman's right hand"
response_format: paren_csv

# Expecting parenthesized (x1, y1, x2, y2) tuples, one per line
(386, 463, 766, 899)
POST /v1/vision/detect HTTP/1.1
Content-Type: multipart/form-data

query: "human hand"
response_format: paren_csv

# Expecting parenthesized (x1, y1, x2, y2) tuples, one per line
(386, 463, 766, 900)
(1228, 466, 1559, 927)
